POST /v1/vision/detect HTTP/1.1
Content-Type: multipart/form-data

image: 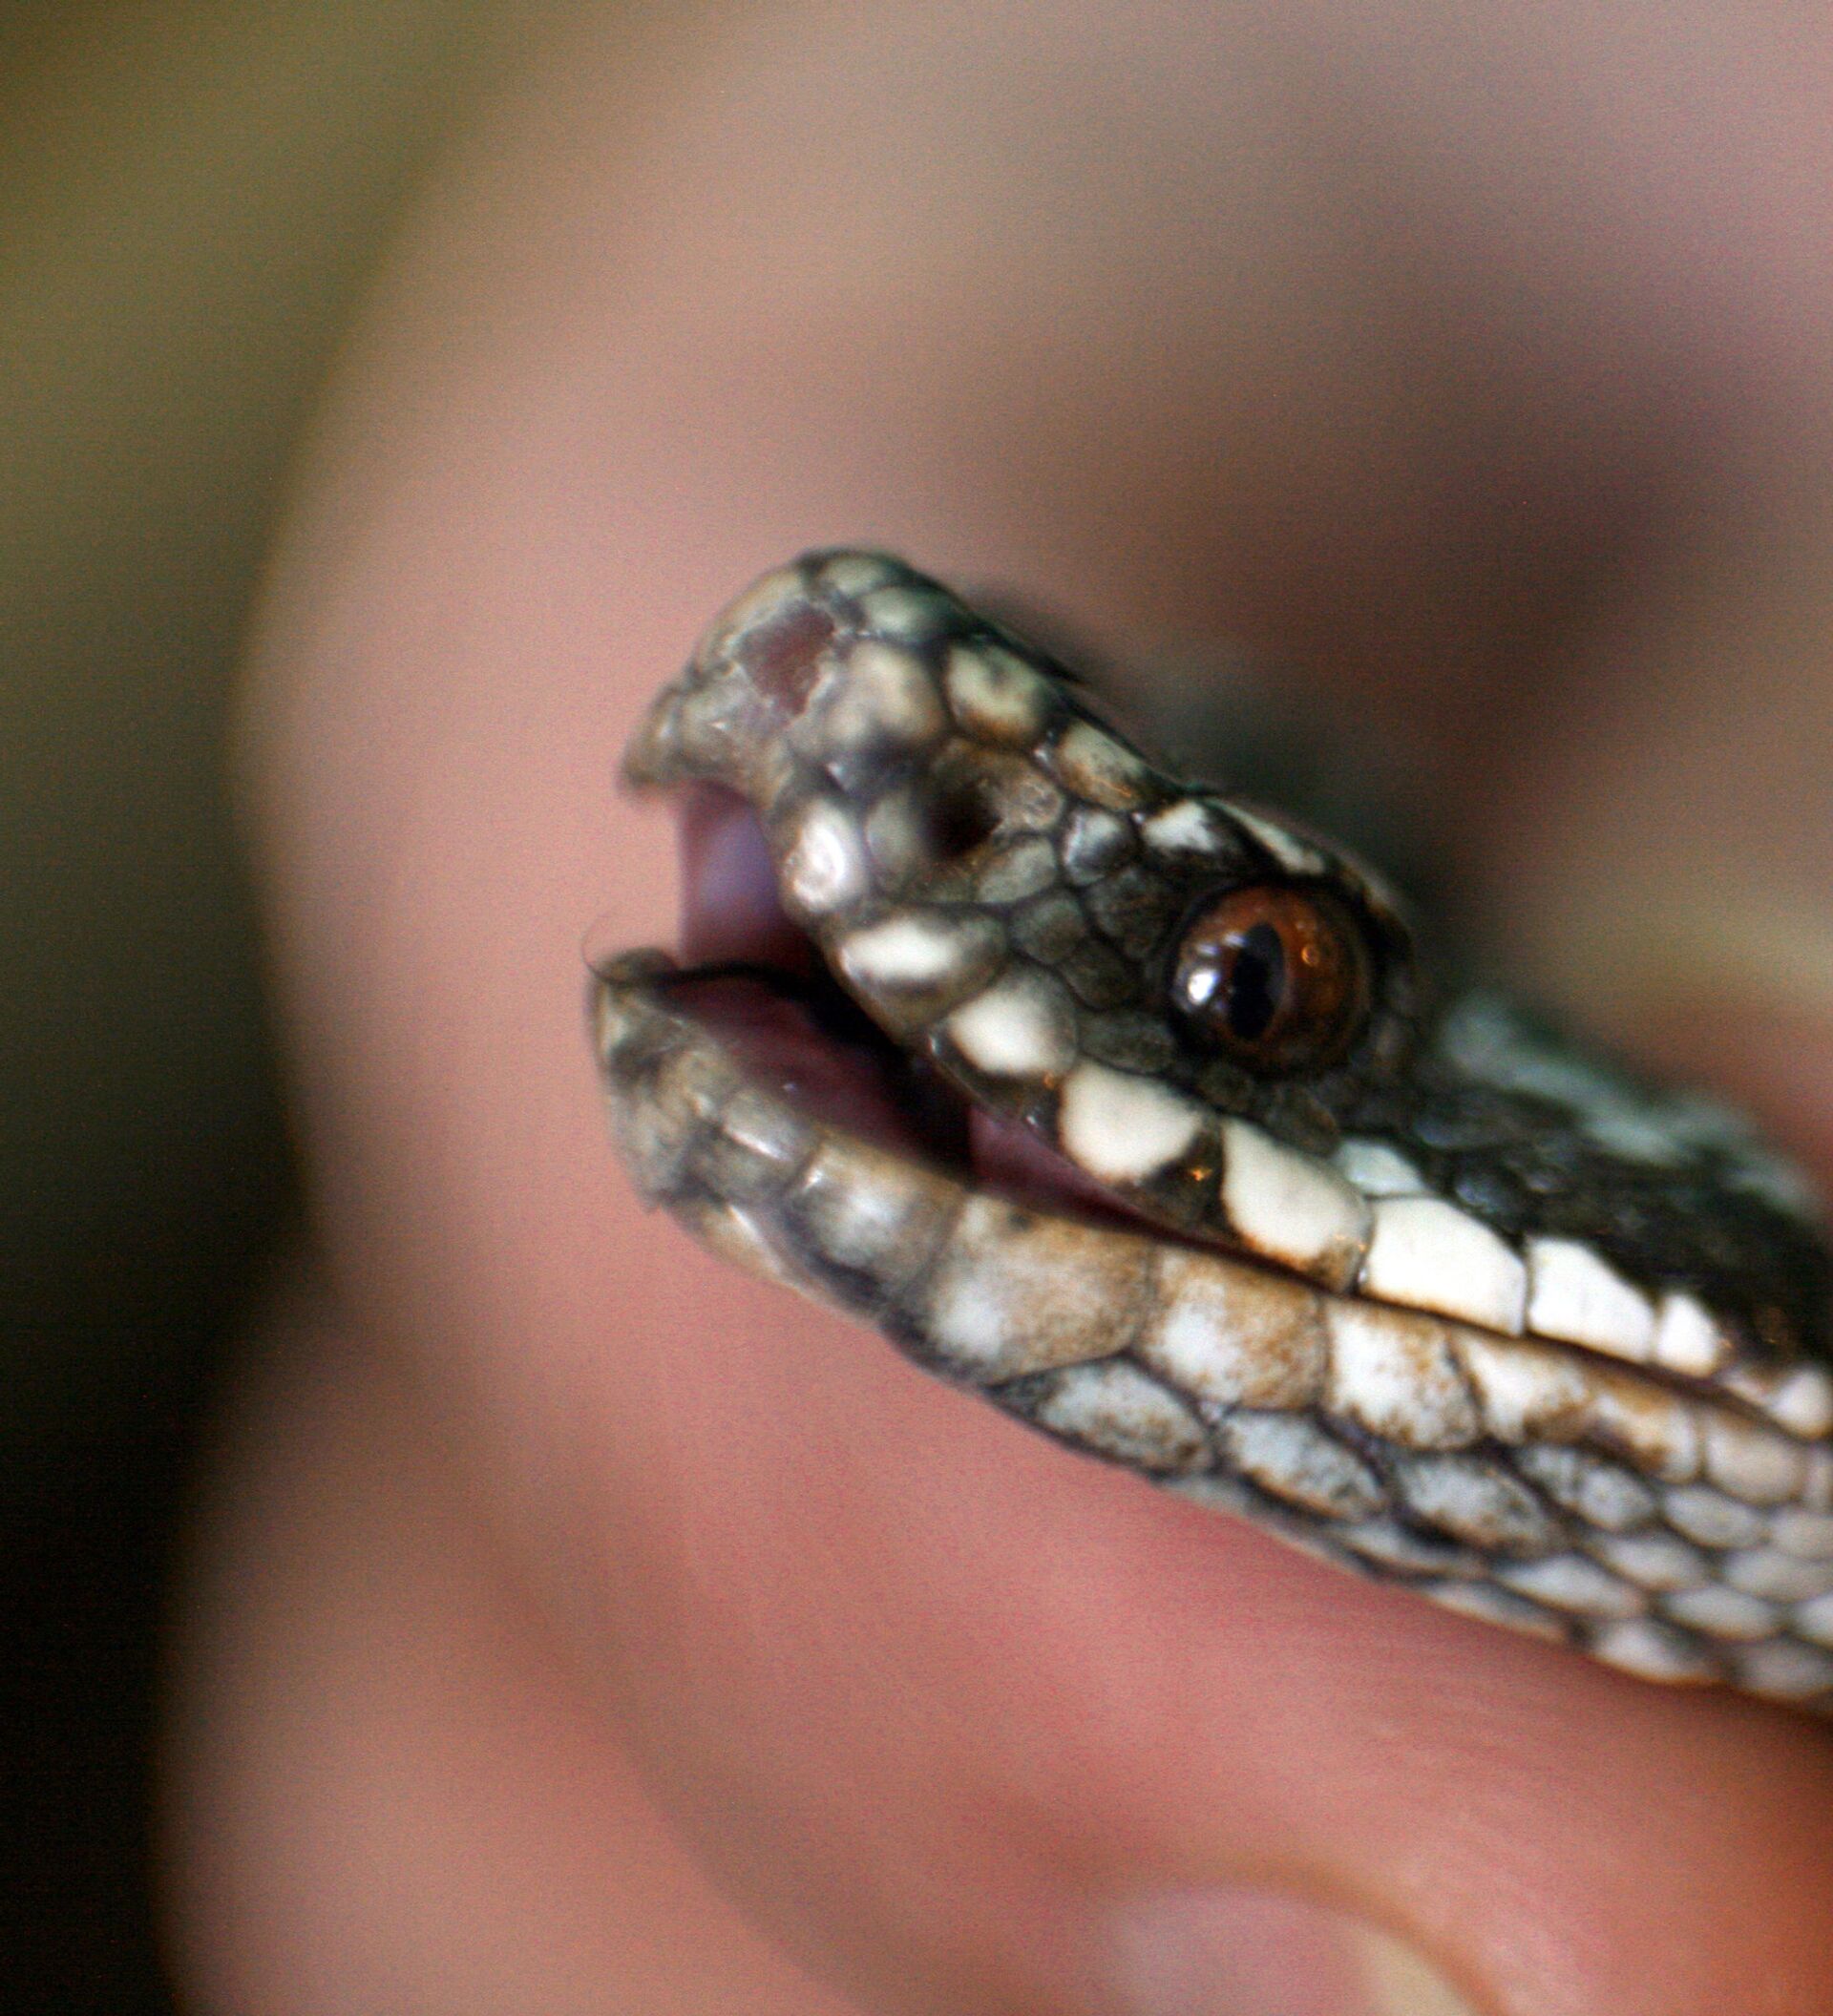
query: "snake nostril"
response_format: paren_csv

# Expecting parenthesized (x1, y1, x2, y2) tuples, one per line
(916, 773, 1004, 865)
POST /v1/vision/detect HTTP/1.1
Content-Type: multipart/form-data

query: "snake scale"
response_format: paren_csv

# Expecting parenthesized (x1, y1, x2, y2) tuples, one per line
(591, 550, 1833, 1709)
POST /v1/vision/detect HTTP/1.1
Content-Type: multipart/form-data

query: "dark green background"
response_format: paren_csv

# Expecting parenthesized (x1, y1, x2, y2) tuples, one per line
(0, 7, 500, 2003)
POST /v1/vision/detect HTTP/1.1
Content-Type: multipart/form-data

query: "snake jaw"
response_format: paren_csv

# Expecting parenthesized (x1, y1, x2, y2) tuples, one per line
(593, 550, 1833, 1709)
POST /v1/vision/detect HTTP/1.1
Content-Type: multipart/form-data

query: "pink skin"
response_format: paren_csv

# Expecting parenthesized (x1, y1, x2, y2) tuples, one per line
(165, 8, 1833, 2014)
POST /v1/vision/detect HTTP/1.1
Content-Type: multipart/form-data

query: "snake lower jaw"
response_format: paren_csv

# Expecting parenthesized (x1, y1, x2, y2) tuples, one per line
(595, 948, 1833, 1710)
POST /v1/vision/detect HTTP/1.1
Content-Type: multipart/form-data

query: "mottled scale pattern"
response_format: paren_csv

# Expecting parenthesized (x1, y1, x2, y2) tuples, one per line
(597, 550, 1833, 1708)
(595, 970, 1833, 1703)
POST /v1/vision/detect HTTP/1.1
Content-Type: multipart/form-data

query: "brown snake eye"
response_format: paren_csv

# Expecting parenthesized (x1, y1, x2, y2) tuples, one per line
(1170, 883, 1371, 1071)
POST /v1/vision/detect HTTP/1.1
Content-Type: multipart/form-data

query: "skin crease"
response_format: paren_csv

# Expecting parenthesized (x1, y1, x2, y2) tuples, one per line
(163, 6, 1833, 2014)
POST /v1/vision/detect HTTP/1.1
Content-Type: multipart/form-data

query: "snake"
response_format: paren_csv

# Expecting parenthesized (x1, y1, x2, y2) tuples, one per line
(590, 549, 1833, 1710)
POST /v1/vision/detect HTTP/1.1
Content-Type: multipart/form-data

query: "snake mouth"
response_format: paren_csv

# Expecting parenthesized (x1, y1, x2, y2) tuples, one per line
(611, 778, 1833, 1438)
(659, 782, 1167, 1234)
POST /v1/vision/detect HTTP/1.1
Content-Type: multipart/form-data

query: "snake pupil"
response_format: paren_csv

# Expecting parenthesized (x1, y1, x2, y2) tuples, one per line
(1224, 922, 1284, 1041)
(1171, 882, 1370, 1072)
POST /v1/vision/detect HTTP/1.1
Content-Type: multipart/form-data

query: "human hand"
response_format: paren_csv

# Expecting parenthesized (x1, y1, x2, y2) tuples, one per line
(167, 9, 1833, 2011)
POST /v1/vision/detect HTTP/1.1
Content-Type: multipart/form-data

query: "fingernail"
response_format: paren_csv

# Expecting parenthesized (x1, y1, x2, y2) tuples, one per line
(1106, 1886, 1479, 2016)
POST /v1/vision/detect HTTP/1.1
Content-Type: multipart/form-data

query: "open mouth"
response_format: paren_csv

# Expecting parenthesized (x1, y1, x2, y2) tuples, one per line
(663, 781, 1170, 1234)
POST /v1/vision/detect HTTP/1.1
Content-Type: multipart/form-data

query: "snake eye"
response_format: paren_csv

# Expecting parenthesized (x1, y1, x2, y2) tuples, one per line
(1170, 883, 1371, 1072)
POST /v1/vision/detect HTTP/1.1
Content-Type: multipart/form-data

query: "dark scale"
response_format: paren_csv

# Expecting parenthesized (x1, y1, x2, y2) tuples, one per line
(1450, 1162, 1530, 1233)
(1261, 1082, 1342, 1158)
(1081, 1010, 1179, 1076)
(1010, 890, 1089, 966)
(1059, 938, 1138, 1010)
(1085, 864, 1183, 960)
(1407, 1089, 1534, 1153)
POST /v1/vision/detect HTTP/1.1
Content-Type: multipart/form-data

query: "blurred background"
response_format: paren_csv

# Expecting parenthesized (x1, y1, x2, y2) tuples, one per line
(10, 5, 1831, 2008)
(1, 6, 512, 2004)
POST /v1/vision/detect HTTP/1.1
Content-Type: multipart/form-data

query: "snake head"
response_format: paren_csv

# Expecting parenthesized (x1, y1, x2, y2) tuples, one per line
(621, 551, 1429, 1275)
(593, 551, 1833, 1707)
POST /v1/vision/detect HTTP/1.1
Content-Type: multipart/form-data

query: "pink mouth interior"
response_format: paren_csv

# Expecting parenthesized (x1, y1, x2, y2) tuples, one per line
(672, 785, 1147, 1227)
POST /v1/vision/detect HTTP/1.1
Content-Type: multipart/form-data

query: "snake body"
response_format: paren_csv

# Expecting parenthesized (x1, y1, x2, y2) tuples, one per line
(592, 550, 1833, 1708)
